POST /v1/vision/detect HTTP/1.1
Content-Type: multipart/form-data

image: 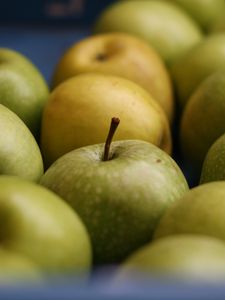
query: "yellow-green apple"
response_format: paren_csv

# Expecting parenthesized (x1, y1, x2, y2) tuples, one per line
(40, 118, 188, 264)
(51, 33, 174, 123)
(210, 11, 225, 33)
(0, 48, 49, 138)
(180, 71, 225, 175)
(0, 176, 92, 277)
(171, 34, 225, 109)
(93, 0, 203, 66)
(154, 181, 225, 243)
(0, 104, 43, 182)
(40, 73, 172, 168)
(200, 133, 225, 184)
(165, 0, 225, 32)
(0, 250, 42, 284)
(113, 235, 225, 282)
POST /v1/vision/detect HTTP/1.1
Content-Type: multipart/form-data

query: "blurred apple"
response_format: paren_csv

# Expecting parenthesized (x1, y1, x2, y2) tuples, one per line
(94, 0, 203, 66)
(171, 34, 225, 109)
(180, 71, 225, 174)
(0, 48, 49, 138)
(51, 33, 174, 123)
(0, 104, 43, 182)
(40, 129, 188, 264)
(154, 181, 225, 243)
(165, 0, 225, 32)
(209, 11, 225, 33)
(0, 250, 42, 284)
(113, 235, 225, 282)
(200, 133, 225, 184)
(40, 73, 172, 168)
(0, 176, 92, 276)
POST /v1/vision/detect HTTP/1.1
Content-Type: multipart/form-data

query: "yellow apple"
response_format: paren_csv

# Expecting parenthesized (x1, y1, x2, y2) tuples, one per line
(40, 73, 172, 167)
(51, 33, 174, 123)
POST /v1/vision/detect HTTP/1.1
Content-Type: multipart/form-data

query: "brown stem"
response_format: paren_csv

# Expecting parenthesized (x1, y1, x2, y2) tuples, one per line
(103, 117, 120, 161)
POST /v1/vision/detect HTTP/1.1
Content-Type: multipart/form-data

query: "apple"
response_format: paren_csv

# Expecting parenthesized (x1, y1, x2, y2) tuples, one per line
(0, 47, 49, 138)
(200, 133, 225, 184)
(210, 11, 225, 33)
(171, 34, 225, 109)
(0, 104, 43, 182)
(93, 0, 203, 66)
(165, 0, 225, 32)
(40, 73, 172, 168)
(51, 33, 174, 123)
(0, 249, 42, 284)
(40, 117, 189, 264)
(180, 70, 225, 175)
(154, 181, 225, 243)
(113, 235, 225, 282)
(0, 175, 92, 277)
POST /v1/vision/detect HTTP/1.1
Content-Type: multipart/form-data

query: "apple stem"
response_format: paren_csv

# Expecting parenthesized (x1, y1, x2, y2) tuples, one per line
(103, 117, 120, 161)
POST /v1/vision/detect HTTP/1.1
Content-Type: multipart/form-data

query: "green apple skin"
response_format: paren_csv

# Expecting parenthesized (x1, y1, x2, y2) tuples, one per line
(94, 0, 203, 66)
(171, 34, 225, 109)
(154, 181, 225, 243)
(40, 73, 172, 168)
(0, 176, 92, 275)
(40, 140, 189, 264)
(51, 33, 174, 123)
(180, 71, 225, 174)
(165, 0, 225, 32)
(200, 133, 225, 184)
(114, 235, 225, 282)
(210, 12, 225, 33)
(0, 48, 49, 138)
(0, 104, 43, 182)
(0, 249, 42, 284)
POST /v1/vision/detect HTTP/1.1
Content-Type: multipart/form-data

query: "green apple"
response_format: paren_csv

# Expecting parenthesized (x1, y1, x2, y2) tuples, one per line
(93, 0, 203, 66)
(0, 104, 43, 182)
(0, 175, 91, 276)
(0, 249, 42, 284)
(210, 11, 225, 33)
(0, 48, 49, 138)
(40, 73, 172, 168)
(40, 118, 188, 264)
(171, 34, 225, 109)
(165, 0, 225, 32)
(113, 235, 225, 282)
(154, 181, 225, 242)
(200, 133, 225, 184)
(180, 71, 225, 174)
(51, 33, 174, 123)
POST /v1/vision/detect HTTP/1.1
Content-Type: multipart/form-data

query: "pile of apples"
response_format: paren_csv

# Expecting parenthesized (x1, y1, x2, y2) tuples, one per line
(2, 0, 225, 285)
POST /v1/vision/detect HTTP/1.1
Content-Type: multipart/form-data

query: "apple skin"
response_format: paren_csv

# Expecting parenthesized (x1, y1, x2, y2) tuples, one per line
(0, 176, 92, 275)
(154, 181, 225, 243)
(200, 133, 225, 184)
(113, 235, 225, 282)
(0, 249, 42, 284)
(0, 104, 43, 182)
(171, 34, 225, 109)
(165, 0, 225, 32)
(0, 48, 49, 138)
(40, 73, 172, 168)
(93, 0, 203, 66)
(51, 33, 174, 123)
(40, 139, 189, 264)
(180, 71, 225, 174)
(210, 12, 225, 33)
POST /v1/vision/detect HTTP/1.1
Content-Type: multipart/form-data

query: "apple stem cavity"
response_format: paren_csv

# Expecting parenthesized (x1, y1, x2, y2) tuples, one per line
(103, 117, 120, 161)
(96, 53, 107, 61)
